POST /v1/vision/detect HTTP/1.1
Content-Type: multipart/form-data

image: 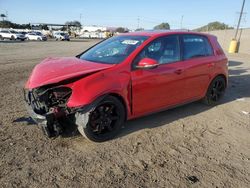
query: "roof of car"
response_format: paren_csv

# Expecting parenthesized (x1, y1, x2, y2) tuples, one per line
(120, 30, 213, 38)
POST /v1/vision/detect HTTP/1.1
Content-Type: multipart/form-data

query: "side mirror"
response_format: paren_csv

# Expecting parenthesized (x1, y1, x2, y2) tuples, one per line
(136, 58, 159, 69)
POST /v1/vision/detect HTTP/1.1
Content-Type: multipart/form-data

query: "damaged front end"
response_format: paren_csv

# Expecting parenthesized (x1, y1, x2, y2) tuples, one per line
(24, 85, 73, 137)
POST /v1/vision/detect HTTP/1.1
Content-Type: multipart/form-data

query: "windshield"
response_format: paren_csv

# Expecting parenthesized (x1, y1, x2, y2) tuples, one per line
(80, 35, 149, 64)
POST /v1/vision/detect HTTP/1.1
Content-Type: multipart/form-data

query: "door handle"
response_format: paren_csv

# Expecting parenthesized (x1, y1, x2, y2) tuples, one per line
(174, 69, 183, 75)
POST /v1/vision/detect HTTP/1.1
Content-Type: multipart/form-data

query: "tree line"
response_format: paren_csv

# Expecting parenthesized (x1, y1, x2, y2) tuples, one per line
(0, 19, 233, 32)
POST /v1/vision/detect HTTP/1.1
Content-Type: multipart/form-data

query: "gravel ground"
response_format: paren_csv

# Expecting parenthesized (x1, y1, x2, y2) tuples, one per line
(0, 40, 249, 188)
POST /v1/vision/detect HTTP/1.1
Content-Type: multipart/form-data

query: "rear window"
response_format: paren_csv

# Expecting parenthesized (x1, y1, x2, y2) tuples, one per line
(182, 35, 213, 60)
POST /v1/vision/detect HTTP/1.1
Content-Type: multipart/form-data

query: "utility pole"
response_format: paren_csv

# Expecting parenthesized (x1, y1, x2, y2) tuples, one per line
(229, 0, 246, 53)
(234, 0, 245, 39)
(180, 15, 184, 29)
(5, 11, 8, 20)
(137, 17, 140, 29)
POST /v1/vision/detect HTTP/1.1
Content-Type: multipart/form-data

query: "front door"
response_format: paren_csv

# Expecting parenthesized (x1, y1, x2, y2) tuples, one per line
(131, 35, 186, 116)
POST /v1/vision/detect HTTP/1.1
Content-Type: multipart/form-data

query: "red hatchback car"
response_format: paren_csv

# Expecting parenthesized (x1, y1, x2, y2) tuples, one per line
(24, 30, 228, 142)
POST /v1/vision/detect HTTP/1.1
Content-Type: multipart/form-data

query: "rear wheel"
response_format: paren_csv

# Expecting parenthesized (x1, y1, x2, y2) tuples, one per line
(203, 76, 226, 105)
(0, 35, 3, 40)
(11, 35, 15, 40)
(77, 96, 125, 142)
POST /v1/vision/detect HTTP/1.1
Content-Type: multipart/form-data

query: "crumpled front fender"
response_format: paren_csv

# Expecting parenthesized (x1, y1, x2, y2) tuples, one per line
(66, 71, 131, 117)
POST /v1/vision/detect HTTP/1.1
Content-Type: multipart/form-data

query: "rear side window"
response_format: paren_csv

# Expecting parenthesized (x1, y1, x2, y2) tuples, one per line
(182, 35, 213, 60)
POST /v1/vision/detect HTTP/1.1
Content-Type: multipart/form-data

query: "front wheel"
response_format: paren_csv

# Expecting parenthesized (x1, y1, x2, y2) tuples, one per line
(203, 76, 226, 105)
(76, 96, 125, 142)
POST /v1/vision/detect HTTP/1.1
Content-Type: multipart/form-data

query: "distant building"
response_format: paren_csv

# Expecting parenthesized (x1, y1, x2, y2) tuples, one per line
(81, 26, 107, 33)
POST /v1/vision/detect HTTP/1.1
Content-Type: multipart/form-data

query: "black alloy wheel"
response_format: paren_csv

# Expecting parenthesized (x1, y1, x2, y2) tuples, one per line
(203, 76, 226, 105)
(81, 96, 125, 142)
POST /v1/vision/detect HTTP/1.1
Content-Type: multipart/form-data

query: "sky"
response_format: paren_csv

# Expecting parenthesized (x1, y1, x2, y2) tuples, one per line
(0, 0, 249, 30)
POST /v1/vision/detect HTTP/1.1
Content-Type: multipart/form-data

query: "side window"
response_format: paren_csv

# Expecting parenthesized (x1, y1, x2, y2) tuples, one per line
(134, 35, 180, 66)
(182, 35, 213, 60)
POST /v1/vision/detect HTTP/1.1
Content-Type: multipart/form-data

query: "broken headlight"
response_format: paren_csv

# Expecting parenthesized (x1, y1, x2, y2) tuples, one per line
(26, 86, 72, 115)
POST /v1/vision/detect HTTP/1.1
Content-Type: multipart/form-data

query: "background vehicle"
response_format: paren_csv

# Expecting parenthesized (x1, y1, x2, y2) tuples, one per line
(0, 30, 26, 41)
(24, 31, 228, 142)
(19, 31, 28, 36)
(54, 32, 70, 41)
(26, 32, 47, 41)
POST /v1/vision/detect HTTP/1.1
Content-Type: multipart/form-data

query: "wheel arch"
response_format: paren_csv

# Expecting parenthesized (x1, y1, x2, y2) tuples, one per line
(212, 73, 228, 87)
(203, 73, 227, 98)
(202, 73, 227, 105)
(108, 93, 128, 121)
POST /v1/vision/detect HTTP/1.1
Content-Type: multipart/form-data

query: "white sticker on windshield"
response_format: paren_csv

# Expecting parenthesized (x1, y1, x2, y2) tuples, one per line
(121, 40, 139, 45)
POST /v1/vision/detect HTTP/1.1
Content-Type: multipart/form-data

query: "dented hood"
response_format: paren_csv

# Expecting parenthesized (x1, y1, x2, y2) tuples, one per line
(25, 57, 114, 89)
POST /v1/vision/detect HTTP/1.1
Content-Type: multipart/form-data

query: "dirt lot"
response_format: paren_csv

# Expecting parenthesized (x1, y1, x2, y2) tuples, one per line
(0, 40, 249, 188)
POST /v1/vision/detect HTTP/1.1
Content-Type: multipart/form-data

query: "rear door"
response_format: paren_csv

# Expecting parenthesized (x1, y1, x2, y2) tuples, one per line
(180, 34, 215, 100)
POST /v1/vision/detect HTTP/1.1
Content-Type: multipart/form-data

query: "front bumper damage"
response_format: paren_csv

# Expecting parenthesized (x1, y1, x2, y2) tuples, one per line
(23, 87, 106, 138)
(23, 88, 97, 138)
(25, 100, 64, 137)
(23, 88, 71, 137)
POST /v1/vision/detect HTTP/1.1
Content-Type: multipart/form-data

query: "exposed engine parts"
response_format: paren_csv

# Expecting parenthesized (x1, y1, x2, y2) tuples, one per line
(24, 86, 72, 137)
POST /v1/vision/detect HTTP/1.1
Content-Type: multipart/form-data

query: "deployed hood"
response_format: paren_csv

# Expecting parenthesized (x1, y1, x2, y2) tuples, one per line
(25, 57, 114, 89)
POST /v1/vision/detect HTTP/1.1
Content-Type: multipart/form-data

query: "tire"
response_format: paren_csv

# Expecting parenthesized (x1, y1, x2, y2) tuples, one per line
(203, 76, 226, 105)
(76, 96, 125, 142)
(0, 35, 3, 40)
(11, 35, 15, 40)
(37, 37, 41, 41)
